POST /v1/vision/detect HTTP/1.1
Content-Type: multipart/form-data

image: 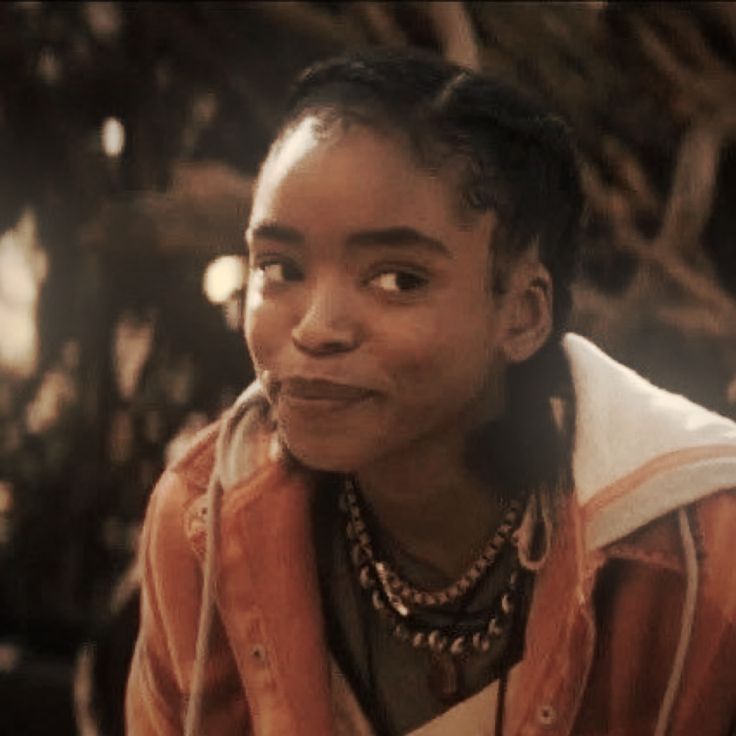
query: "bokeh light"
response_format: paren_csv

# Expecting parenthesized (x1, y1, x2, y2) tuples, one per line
(101, 116, 126, 158)
(202, 255, 246, 304)
(0, 210, 47, 378)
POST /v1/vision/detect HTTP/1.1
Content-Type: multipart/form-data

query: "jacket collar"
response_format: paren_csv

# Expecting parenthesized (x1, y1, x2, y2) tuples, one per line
(188, 455, 602, 736)
(563, 334, 736, 549)
(182, 333, 736, 734)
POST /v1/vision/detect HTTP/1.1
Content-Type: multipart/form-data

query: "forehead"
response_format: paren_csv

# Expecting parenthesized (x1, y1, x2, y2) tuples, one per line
(251, 115, 485, 239)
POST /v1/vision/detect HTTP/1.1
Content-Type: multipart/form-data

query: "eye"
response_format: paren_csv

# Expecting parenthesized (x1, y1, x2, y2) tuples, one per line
(369, 270, 427, 294)
(256, 259, 302, 284)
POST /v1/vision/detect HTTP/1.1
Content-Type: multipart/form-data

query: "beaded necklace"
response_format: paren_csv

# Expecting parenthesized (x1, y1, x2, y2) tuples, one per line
(340, 477, 524, 702)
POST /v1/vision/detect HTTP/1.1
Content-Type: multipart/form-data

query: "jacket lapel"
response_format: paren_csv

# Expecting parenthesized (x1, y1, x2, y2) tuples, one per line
(214, 463, 335, 736)
(504, 498, 603, 735)
(196, 464, 601, 736)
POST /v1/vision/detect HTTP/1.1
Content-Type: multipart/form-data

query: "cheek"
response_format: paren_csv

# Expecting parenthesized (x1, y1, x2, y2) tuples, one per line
(380, 307, 496, 404)
(244, 292, 288, 371)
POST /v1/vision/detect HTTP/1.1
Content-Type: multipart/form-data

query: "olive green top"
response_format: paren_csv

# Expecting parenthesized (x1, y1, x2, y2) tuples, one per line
(313, 485, 533, 736)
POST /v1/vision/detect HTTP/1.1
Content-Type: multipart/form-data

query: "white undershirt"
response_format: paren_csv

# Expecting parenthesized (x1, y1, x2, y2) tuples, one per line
(331, 657, 512, 736)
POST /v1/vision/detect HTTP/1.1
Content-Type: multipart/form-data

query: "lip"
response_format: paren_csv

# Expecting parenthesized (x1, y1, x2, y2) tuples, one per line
(279, 377, 377, 403)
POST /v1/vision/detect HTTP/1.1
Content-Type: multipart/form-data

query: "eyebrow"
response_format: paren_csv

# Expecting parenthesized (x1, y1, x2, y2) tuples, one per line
(347, 227, 451, 258)
(247, 222, 303, 245)
(248, 222, 451, 259)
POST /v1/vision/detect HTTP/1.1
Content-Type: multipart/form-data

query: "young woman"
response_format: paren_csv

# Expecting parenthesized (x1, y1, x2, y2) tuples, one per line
(126, 50, 736, 736)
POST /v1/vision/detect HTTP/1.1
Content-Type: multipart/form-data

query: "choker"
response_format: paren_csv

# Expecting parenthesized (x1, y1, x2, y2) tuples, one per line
(339, 477, 523, 658)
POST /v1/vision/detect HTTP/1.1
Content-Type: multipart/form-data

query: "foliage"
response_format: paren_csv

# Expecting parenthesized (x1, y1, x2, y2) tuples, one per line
(0, 2, 735, 732)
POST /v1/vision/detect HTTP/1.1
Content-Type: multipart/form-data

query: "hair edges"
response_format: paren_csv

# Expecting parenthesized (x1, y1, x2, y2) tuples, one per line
(276, 51, 583, 336)
(430, 69, 473, 112)
(466, 338, 575, 508)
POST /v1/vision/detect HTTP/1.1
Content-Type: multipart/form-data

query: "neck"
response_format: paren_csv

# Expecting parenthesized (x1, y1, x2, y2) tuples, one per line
(354, 429, 508, 581)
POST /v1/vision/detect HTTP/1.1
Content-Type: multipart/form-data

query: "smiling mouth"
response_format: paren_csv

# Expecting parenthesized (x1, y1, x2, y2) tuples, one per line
(279, 377, 377, 404)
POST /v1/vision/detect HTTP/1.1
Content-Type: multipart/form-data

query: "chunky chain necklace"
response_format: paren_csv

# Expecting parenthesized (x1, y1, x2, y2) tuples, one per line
(340, 477, 523, 658)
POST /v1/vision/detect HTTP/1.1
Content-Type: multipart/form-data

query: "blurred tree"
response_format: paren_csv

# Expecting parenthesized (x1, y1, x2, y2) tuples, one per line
(0, 2, 735, 733)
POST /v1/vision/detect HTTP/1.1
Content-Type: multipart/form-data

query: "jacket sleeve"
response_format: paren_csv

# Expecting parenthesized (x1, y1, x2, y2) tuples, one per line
(126, 471, 204, 735)
(673, 487, 736, 735)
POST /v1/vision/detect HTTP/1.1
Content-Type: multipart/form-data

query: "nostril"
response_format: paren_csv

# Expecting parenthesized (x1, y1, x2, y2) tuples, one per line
(291, 315, 359, 355)
(290, 283, 361, 355)
(291, 330, 355, 356)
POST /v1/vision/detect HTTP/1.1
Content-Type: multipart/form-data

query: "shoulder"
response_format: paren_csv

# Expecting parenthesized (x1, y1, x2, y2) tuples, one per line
(689, 487, 736, 603)
(141, 383, 277, 559)
(605, 487, 736, 562)
(603, 486, 736, 621)
(140, 420, 221, 565)
(168, 419, 221, 492)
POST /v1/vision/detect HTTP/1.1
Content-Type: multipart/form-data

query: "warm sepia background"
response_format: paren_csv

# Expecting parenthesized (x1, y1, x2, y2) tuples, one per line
(1, 3, 735, 734)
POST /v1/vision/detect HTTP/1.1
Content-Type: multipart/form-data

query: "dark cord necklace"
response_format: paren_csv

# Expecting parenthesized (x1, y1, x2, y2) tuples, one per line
(340, 477, 525, 706)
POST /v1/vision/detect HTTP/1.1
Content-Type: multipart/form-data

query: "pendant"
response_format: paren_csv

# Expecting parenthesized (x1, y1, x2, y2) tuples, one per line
(428, 652, 463, 704)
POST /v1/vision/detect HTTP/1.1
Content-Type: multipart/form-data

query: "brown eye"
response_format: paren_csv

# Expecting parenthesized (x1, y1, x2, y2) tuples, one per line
(370, 270, 427, 293)
(259, 260, 302, 284)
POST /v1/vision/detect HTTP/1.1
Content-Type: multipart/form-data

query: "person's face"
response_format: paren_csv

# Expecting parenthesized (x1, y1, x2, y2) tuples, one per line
(245, 117, 539, 473)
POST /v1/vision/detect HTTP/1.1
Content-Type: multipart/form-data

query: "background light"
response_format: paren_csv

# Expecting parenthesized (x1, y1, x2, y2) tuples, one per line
(101, 116, 125, 158)
(0, 210, 47, 378)
(203, 255, 246, 304)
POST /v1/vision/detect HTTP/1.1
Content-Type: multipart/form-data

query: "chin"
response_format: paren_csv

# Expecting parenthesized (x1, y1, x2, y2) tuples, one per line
(280, 432, 372, 474)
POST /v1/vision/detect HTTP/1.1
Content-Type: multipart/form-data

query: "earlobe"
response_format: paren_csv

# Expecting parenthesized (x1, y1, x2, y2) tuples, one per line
(500, 260, 553, 364)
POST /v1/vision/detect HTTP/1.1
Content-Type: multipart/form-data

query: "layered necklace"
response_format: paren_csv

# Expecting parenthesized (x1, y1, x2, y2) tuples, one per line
(340, 477, 525, 702)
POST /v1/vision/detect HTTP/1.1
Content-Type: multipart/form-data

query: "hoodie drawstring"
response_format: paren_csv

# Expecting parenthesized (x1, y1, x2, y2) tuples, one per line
(183, 408, 230, 736)
(182, 395, 702, 736)
(654, 507, 699, 736)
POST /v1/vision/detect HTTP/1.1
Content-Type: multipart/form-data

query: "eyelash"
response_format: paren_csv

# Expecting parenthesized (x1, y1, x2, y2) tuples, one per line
(253, 257, 303, 284)
(251, 256, 430, 296)
(366, 268, 429, 295)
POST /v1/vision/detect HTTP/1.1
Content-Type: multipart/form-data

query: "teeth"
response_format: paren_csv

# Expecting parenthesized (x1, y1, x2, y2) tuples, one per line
(428, 631, 448, 653)
(487, 618, 503, 637)
(471, 633, 492, 653)
(394, 624, 410, 641)
(449, 637, 465, 655)
(416, 592, 431, 607)
(371, 591, 386, 611)
(411, 632, 427, 648)
(390, 596, 410, 618)
(501, 593, 514, 615)
(374, 562, 389, 582)
(359, 566, 373, 589)
(351, 545, 367, 566)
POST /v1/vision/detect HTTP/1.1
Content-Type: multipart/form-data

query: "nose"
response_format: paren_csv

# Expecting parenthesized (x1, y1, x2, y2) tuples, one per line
(291, 279, 360, 356)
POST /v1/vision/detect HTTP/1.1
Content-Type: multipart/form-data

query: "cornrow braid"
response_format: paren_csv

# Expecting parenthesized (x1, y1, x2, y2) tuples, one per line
(276, 48, 583, 340)
(266, 48, 582, 502)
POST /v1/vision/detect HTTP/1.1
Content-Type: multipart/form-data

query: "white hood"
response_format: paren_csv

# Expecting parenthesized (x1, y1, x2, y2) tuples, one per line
(563, 333, 736, 550)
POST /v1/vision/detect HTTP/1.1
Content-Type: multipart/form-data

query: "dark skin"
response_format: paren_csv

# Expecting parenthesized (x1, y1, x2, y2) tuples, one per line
(245, 117, 553, 578)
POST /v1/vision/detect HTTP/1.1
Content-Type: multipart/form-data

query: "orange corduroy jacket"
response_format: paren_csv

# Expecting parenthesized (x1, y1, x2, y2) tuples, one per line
(126, 335, 736, 735)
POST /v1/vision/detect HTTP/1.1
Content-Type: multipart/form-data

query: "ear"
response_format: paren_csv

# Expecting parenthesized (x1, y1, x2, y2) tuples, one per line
(498, 249, 553, 364)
